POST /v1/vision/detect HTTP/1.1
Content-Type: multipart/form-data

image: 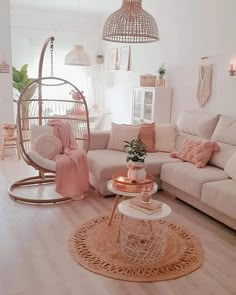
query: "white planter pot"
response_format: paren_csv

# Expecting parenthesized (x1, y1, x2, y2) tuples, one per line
(127, 161, 147, 182)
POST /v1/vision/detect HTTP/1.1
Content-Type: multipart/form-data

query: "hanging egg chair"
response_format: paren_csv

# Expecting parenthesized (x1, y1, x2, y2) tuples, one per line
(8, 37, 90, 204)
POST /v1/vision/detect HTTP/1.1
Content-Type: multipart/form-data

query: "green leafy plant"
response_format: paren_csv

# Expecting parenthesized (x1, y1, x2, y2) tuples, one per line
(12, 64, 37, 129)
(124, 138, 147, 162)
(157, 63, 166, 79)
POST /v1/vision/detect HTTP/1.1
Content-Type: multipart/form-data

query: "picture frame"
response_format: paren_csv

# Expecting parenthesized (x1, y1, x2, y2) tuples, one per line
(119, 46, 130, 71)
(0, 60, 10, 73)
(108, 48, 118, 71)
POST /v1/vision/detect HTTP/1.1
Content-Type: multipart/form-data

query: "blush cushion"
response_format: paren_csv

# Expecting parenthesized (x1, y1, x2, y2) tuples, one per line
(138, 123, 155, 152)
(170, 138, 220, 168)
(107, 123, 140, 151)
(33, 134, 63, 160)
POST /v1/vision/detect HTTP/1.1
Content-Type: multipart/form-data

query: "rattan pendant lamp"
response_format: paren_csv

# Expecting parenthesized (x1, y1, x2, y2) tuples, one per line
(64, 0, 91, 66)
(102, 0, 159, 43)
(64, 45, 90, 66)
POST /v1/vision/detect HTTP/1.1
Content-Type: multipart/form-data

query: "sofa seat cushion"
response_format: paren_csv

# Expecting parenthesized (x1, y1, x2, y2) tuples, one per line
(87, 150, 182, 180)
(202, 180, 236, 220)
(161, 162, 229, 199)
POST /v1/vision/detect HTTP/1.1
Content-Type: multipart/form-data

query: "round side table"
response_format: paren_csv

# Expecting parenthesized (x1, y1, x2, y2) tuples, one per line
(118, 199, 171, 265)
(107, 179, 158, 225)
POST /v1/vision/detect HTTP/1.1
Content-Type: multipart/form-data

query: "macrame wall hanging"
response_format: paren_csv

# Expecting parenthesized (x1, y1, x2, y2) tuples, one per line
(197, 64, 212, 107)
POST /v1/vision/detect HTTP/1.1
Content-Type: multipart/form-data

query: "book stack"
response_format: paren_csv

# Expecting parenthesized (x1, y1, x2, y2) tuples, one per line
(129, 197, 163, 215)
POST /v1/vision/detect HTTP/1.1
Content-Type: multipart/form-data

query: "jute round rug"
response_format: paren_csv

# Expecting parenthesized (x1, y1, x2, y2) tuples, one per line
(68, 215, 204, 282)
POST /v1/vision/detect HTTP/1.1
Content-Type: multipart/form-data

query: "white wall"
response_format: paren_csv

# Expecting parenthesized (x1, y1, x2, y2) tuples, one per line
(10, 7, 106, 112)
(0, 0, 14, 124)
(102, 0, 236, 124)
(9, 0, 236, 127)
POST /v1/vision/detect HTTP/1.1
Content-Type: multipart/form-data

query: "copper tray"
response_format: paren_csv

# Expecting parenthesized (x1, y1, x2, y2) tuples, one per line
(112, 169, 154, 193)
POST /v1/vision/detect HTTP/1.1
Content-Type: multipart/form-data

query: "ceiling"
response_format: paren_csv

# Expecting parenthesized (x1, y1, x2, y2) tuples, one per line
(10, 0, 122, 14)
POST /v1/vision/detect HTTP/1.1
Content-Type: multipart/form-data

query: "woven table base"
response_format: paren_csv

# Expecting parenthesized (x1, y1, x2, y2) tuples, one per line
(68, 215, 204, 282)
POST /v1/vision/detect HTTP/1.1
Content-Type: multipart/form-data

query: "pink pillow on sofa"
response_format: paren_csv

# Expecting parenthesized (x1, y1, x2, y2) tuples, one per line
(170, 138, 220, 168)
(139, 123, 155, 152)
(107, 123, 140, 151)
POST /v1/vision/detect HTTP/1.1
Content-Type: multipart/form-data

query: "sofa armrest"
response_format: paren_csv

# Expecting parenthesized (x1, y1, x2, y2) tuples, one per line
(89, 130, 110, 150)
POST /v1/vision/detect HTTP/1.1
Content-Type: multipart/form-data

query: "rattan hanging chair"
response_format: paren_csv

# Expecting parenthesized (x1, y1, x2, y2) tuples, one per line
(9, 37, 90, 204)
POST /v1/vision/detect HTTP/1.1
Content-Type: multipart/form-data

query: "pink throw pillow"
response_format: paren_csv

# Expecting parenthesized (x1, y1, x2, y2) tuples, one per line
(139, 123, 155, 152)
(107, 123, 140, 151)
(33, 134, 63, 160)
(170, 138, 220, 168)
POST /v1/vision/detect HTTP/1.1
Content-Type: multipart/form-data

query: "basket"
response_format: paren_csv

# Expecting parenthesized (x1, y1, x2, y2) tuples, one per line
(140, 74, 157, 87)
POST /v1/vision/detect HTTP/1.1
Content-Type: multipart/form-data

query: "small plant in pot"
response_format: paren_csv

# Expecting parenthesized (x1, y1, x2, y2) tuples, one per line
(124, 138, 147, 182)
(2, 123, 16, 137)
(156, 63, 166, 87)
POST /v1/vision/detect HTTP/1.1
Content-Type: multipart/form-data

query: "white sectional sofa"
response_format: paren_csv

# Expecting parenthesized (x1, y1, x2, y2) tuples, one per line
(87, 111, 236, 230)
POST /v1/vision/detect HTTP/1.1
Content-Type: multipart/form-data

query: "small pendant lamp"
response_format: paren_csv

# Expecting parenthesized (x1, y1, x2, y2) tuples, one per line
(64, 0, 91, 66)
(64, 44, 91, 66)
(102, 0, 159, 43)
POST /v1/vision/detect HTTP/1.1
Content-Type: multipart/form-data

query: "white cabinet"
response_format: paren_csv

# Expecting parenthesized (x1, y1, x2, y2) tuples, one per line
(132, 87, 172, 124)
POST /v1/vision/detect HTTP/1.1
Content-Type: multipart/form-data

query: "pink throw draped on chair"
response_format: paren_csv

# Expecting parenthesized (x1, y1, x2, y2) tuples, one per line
(47, 119, 89, 200)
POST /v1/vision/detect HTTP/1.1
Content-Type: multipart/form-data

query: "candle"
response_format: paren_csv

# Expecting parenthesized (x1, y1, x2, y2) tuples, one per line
(230, 62, 234, 71)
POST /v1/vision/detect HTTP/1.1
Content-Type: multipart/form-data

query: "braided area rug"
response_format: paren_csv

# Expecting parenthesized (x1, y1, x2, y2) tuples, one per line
(68, 215, 204, 282)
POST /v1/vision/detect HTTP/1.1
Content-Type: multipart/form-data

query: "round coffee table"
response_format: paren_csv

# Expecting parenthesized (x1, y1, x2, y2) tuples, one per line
(107, 179, 158, 225)
(118, 199, 171, 265)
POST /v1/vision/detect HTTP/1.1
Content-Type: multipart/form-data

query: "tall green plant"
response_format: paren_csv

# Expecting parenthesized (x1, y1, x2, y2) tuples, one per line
(12, 64, 37, 127)
(12, 64, 32, 93)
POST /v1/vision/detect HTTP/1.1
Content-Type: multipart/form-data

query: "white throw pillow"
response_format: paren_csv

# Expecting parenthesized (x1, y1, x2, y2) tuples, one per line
(107, 123, 140, 152)
(154, 123, 176, 152)
(33, 134, 62, 160)
(31, 124, 53, 142)
(224, 151, 236, 182)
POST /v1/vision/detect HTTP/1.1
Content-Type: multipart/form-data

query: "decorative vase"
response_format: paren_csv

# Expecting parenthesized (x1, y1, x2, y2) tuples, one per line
(4, 128, 15, 137)
(22, 118, 29, 130)
(127, 161, 147, 182)
(141, 187, 152, 202)
(156, 77, 165, 87)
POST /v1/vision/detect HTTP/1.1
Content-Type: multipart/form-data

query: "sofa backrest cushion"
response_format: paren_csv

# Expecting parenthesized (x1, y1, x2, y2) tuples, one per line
(175, 131, 204, 151)
(211, 115, 236, 145)
(177, 111, 220, 139)
(209, 115, 236, 168)
(224, 151, 236, 182)
(154, 123, 177, 152)
(209, 141, 236, 169)
(107, 123, 140, 151)
(89, 130, 110, 150)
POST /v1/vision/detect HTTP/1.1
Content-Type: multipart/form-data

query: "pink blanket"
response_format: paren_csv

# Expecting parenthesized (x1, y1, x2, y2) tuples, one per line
(48, 119, 89, 200)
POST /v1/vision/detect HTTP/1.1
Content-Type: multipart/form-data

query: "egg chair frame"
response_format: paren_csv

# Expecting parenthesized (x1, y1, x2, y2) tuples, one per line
(9, 37, 90, 204)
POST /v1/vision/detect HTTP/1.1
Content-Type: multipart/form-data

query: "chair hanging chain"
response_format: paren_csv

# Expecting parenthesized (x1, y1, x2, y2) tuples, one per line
(50, 39, 54, 77)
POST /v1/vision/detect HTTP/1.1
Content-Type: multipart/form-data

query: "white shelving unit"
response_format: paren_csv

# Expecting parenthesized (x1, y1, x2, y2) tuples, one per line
(132, 87, 172, 124)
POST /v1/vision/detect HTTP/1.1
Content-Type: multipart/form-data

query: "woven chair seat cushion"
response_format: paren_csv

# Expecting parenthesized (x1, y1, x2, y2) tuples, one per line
(28, 150, 56, 172)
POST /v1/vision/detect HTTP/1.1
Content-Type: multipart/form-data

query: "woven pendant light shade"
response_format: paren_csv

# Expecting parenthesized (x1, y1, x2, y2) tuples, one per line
(64, 45, 91, 66)
(102, 0, 159, 43)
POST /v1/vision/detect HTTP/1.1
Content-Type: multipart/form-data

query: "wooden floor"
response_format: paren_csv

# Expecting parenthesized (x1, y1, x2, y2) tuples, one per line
(0, 157, 236, 295)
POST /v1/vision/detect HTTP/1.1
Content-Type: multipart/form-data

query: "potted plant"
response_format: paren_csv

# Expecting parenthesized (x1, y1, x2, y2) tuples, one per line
(12, 64, 37, 130)
(124, 138, 147, 182)
(2, 123, 16, 138)
(156, 63, 166, 87)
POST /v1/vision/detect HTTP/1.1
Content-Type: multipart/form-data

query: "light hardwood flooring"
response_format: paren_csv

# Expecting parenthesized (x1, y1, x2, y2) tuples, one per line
(0, 157, 236, 295)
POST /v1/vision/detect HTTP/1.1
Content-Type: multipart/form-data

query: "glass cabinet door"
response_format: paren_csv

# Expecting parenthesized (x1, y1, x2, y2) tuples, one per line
(143, 90, 153, 121)
(133, 89, 142, 119)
